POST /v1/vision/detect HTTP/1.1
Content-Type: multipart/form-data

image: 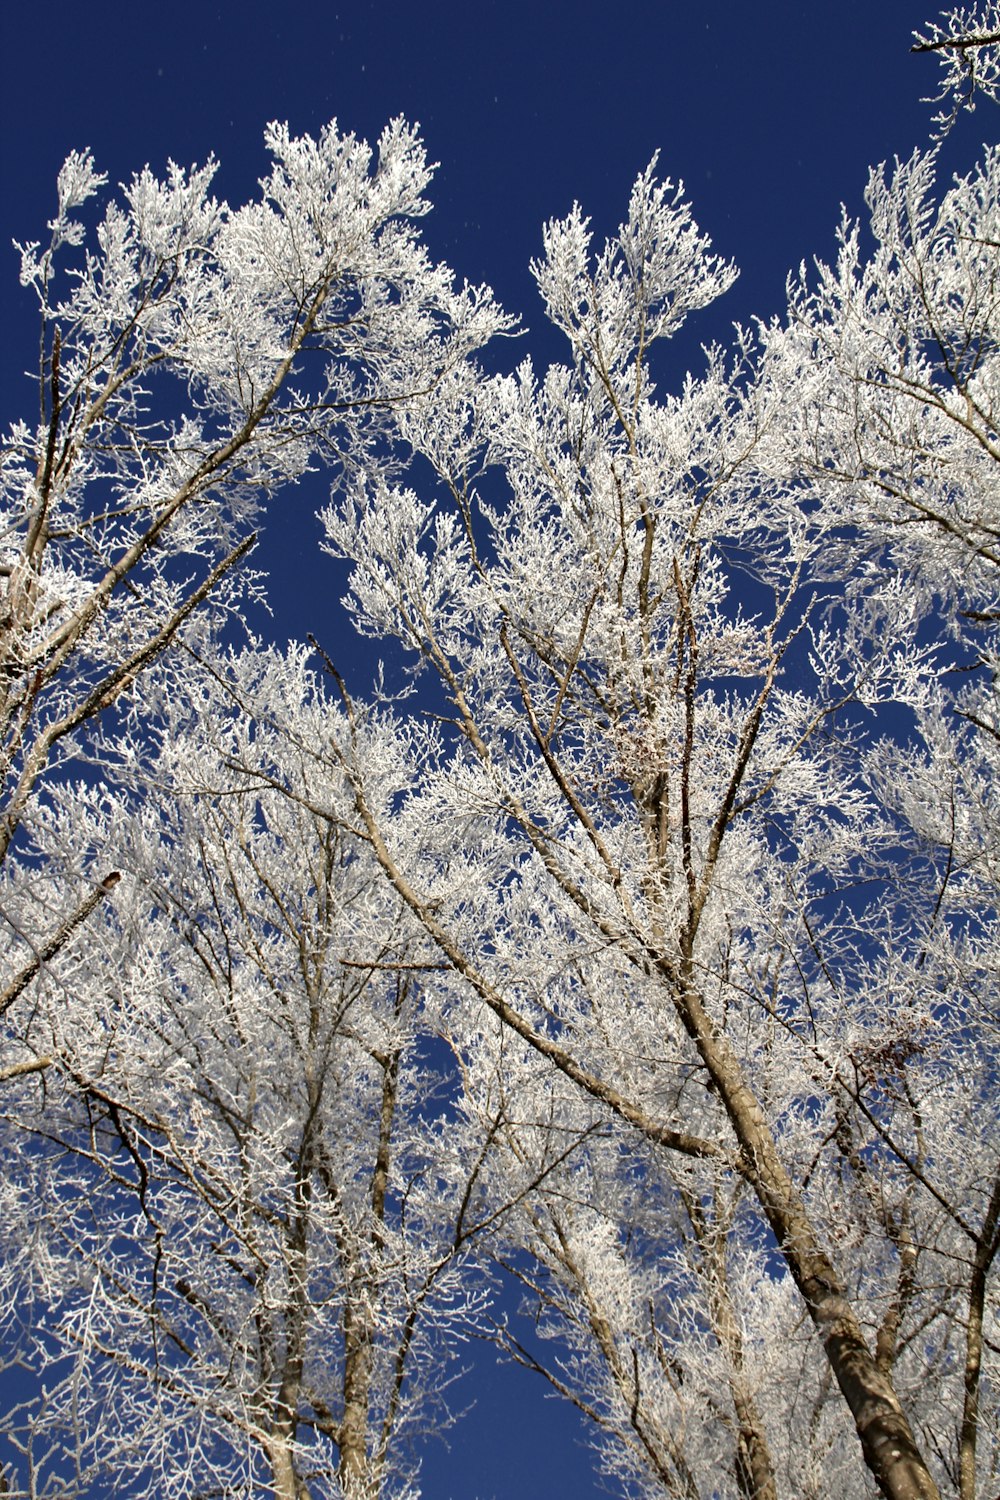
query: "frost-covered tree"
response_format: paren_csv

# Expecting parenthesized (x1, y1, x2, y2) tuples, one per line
(0, 113, 503, 1500)
(0, 648, 509, 1499)
(321, 143, 999, 1500)
(0, 117, 508, 950)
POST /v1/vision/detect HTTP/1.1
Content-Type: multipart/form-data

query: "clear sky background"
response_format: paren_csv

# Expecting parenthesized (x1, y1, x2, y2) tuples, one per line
(0, 2, 989, 1496)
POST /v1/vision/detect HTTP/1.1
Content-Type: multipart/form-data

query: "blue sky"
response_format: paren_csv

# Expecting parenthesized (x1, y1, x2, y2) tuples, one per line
(0, 2, 986, 1495)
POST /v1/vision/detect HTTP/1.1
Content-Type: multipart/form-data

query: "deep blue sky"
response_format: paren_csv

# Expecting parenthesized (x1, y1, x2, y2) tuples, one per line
(0, 3, 988, 1496)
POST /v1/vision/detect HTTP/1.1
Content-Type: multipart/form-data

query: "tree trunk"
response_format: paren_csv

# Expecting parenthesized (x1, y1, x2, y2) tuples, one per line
(679, 972, 941, 1500)
(960, 1167, 1000, 1500)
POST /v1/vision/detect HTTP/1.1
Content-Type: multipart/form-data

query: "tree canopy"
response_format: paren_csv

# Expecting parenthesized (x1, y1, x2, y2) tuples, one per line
(0, 13, 997, 1500)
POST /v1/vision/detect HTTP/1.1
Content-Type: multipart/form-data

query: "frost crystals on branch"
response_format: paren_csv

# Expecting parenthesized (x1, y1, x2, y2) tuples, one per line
(913, 4, 1000, 131)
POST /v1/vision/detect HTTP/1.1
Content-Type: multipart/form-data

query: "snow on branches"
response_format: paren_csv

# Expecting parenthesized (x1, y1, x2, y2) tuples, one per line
(1, 29, 998, 1500)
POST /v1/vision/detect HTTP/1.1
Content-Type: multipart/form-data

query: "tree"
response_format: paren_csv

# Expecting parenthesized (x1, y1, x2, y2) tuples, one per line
(0, 120, 509, 1495)
(0, 647, 512, 1499)
(319, 145, 999, 1500)
(0, 116, 508, 952)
